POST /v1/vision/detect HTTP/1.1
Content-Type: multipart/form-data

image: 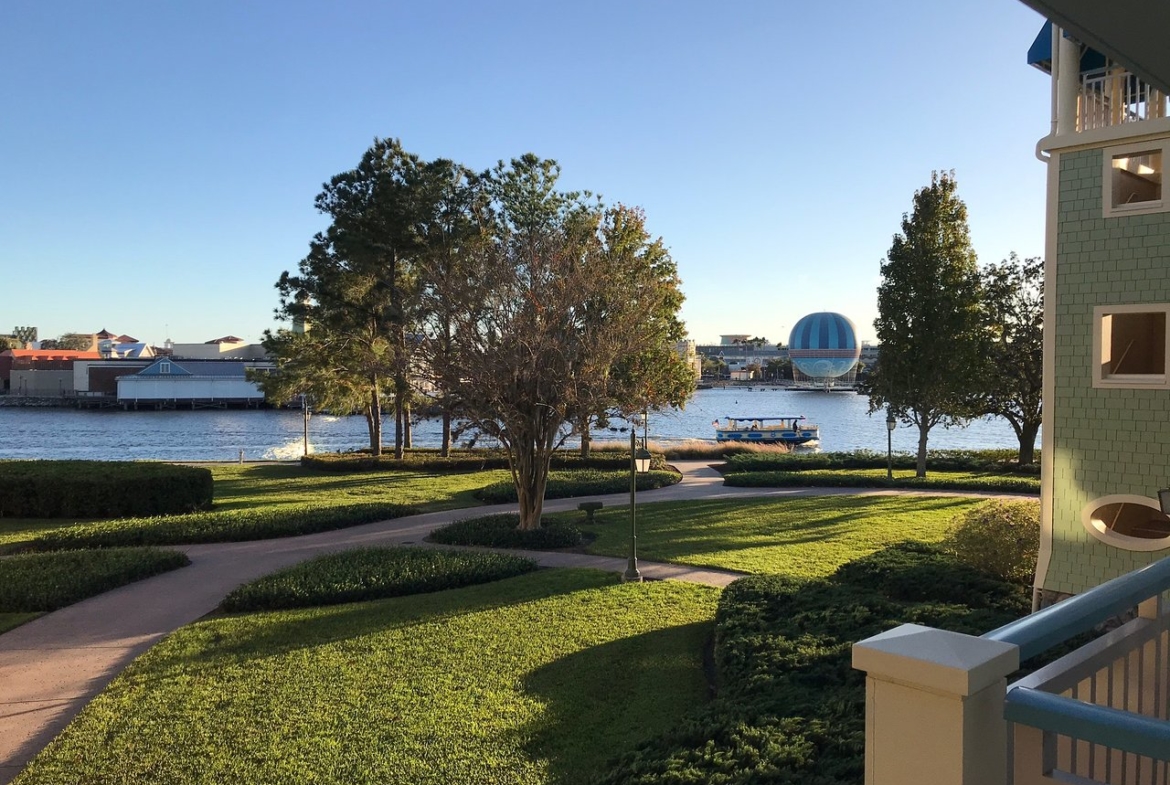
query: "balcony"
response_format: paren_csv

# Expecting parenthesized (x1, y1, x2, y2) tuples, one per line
(1079, 68, 1169, 132)
(854, 558, 1170, 785)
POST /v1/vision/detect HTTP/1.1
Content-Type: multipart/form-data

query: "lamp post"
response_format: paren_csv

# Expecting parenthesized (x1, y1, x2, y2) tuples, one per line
(301, 393, 310, 457)
(624, 412, 652, 583)
(886, 409, 896, 480)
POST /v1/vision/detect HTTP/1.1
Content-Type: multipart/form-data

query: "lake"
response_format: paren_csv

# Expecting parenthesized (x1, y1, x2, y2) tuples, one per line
(0, 388, 1034, 462)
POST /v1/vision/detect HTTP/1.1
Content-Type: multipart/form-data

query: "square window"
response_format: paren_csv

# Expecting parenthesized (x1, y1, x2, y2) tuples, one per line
(1093, 304, 1170, 388)
(1103, 140, 1170, 217)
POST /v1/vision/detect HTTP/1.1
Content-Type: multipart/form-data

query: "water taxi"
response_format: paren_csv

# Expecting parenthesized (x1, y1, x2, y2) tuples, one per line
(713, 416, 820, 445)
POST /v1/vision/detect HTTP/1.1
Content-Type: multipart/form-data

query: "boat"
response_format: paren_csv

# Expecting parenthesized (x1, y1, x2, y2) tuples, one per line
(713, 416, 819, 445)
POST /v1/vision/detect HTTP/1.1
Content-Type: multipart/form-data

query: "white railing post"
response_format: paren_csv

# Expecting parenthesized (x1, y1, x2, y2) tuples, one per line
(853, 623, 1021, 785)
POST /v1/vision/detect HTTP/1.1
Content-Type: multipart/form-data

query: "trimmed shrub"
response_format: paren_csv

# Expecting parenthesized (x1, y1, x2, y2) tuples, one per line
(0, 461, 213, 519)
(596, 543, 1030, 784)
(475, 469, 679, 504)
(221, 547, 538, 612)
(429, 513, 582, 549)
(724, 448, 1039, 476)
(943, 499, 1041, 585)
(0, 547, 190, 612)
(26, 502, 420, 551)
(301, 448, 670, 474)
(723, 469, 1039, 494)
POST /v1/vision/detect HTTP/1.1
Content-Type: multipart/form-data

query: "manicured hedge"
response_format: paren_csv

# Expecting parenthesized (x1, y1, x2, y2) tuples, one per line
(0, 460, 213, 519)
(596, 543, 1029, 784)
(475, 469, 680, 504)
(220, 547, 538, 612)
(26, 502, 420, 551)
(0, 547, 191, 612)
(301, 449, 670, 474)
(724, 469, 1040, 494)
(723, 448, 1039, 475)
(429, 512, 582, 549)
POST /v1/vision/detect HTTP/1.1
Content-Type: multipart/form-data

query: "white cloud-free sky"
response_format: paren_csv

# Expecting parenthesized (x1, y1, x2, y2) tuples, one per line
(1, 0, 1050, 347)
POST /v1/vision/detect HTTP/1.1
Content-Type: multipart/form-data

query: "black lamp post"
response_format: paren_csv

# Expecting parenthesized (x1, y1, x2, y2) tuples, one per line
(301, 393, 310, 457)
(624, 412, 652, 583)
(886, 409, 896, 480)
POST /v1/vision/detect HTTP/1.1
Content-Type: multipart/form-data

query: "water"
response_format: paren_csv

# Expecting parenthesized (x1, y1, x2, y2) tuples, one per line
(0, 388, 1034, 462)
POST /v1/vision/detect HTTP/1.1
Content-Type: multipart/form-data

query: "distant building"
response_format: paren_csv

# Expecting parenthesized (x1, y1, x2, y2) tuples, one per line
(2, 349, 101, 395)
(115, 357, 272, 408)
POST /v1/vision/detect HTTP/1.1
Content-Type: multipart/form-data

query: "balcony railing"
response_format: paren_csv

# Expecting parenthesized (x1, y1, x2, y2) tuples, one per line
(1079, 68, 1169, 132)
(854, 557, 1170, 785)
(986, 560, 1170, 784)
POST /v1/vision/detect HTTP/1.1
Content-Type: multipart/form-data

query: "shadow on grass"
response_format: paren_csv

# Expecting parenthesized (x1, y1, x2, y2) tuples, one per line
(516, 620, 714, 785)
(135, 570, 617, 678)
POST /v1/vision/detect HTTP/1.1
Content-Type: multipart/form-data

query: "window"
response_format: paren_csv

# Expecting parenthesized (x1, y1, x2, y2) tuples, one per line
(1093, 304, 1170, 388)
(1082, 495, 1170, 551)
(159, 362, 171, 375)
(1103, 140, 1170, 217)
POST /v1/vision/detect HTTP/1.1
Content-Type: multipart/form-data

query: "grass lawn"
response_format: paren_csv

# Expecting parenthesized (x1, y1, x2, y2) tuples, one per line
(17, 569, 719, 785)
(0, 613, 40, 634)
(0, 463, 511, 550)
(564, 495, 986, 576)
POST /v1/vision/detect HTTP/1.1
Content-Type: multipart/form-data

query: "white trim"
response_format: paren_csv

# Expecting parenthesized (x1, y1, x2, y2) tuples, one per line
(1081, 495, 1170, 552)
(1090, 303, 1170, 389)
(1102, 139, 1169, 218)
(1037, 116, 1170, 156)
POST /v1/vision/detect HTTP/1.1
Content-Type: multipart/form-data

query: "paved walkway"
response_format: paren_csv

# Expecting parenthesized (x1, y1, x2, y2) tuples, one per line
(0, 461, 1025, 782)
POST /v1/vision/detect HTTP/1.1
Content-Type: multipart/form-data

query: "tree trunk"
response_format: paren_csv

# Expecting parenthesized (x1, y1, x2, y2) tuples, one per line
(916, 421, 929, 477)
(403, 395, 412, 449)
(580, 423, 592, 459)
(369, 384, 383, 456)
(1018, 420, 1040, 465)
(441, 409, 452, 457)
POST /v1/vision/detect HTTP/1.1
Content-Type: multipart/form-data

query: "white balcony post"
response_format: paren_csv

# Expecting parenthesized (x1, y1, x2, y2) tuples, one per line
(852, 624, 1021, 785)
(1056, 27, 1080, 134)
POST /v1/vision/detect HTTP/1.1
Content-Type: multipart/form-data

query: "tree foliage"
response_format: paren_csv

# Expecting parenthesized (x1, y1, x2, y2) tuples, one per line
(420, 159, 688, 529)
(980, 254, 1043, 464)
(863, 171, 988, 476)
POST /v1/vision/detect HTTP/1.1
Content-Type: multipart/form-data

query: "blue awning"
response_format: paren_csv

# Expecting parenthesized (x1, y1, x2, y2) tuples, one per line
(1027, 21, 1107, 74)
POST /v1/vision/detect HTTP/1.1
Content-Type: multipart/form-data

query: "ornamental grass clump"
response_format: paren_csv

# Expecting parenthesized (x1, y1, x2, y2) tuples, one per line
(221, 547, 538, 612)
(943, 499, 1040, 585)
(429, 513, 582, 549)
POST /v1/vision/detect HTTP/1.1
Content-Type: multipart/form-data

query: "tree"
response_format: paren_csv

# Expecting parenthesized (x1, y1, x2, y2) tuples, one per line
(271, 138, 429, 456)
(980, 254, 1044, 465)
(57, 333, 92, 351)
(421, 160, 687, 529)
(0, 336, 21, 351)
(862, 171, 988, 477)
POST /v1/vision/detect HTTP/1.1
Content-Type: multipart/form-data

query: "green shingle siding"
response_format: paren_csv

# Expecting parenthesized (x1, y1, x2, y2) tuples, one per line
(1046, 144, 1170, 596)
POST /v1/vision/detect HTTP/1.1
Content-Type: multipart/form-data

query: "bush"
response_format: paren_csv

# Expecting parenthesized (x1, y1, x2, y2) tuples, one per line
(723, 469, 1040, 494)
(429, 513, 582, 549)
(475, 469, 679, 504)
(0, 547, 190, 612)
(597, 543, 1029, 784)
(301, 448, 670, 474)
(943, 499, 1041, 585)
(0, 461, 213, 519)
(723, 449, 1039, 475)
(26, 502, 420, 551)
(220, 547, 538, 612)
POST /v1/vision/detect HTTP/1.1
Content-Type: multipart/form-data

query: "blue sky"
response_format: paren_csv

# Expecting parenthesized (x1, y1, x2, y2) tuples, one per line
(1, 0, 1049, 347)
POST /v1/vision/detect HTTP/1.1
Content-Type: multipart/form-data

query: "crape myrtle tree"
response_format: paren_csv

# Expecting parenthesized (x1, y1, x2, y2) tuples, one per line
(573, 205, 693, 458)
(862, 171, 988, 477)
(420, 157, 688, 530)
(980, 254, 1044, 465)
(267, 138, 428, 456)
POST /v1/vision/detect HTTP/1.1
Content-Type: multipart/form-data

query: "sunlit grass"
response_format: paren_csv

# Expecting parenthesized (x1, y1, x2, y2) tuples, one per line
(557, 495, 985, 576)
(17, 570, 718, 785)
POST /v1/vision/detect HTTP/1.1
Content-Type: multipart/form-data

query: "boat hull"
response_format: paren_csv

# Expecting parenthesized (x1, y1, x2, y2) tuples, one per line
(715, 428, 819, 445)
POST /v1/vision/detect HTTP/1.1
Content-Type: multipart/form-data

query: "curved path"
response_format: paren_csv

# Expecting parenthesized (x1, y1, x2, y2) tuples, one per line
(0, 462, 1026, 782)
